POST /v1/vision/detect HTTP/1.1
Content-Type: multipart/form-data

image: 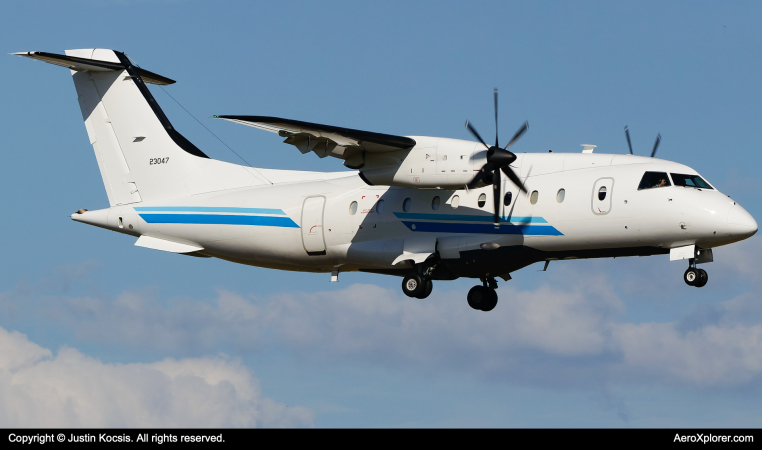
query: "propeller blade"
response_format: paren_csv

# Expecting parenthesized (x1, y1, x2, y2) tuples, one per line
(494, 88, 499, 147)
(493, 169, 501, 227)
(651, 133, 661, 158)
(467, 169, 487, 189)
(504, 121, 528, 150)
(465, 120, 489, 149)
(624, 125, 633, 155)
(502, 165, 527, 193)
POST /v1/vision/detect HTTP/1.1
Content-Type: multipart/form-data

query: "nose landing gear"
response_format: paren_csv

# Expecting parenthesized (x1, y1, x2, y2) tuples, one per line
(467, 277, 498, 311)
(684, 259, 708, 287)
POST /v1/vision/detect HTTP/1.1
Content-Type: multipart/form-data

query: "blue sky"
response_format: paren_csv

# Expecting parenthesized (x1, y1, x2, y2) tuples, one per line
(1, 0, 761, 427)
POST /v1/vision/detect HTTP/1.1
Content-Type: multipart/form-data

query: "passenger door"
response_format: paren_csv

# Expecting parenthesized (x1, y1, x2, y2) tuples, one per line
(301, 196, 326, 255)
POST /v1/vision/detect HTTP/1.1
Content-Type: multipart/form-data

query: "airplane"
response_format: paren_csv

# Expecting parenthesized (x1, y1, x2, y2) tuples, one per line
(15, 49, 758, 312)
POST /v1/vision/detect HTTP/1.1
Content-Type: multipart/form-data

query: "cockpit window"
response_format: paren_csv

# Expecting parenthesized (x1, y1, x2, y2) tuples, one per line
(638, 171, 671, 190)
(671, 173, 713, 189)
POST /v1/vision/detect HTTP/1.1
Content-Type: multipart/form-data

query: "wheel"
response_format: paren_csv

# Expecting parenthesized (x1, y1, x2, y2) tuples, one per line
(467, 286, 486, 310)
(695, 269, 708, 287)
(467, 286, 498, 311)
(480, 289, 498, 311)
(415, 278, 433, 299)
(684, 268, 698, 286)
(402, 274, 424, 297)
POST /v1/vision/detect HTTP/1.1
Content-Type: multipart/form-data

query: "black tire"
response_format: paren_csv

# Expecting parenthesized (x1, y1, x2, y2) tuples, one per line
(684, 268, 698, 286)
(480, 289, 498, 311)
(695, 269, 708, 288)
(402, 274, 424, 297)
(415, 278, 433, 299)
(467, 286, 487, 310)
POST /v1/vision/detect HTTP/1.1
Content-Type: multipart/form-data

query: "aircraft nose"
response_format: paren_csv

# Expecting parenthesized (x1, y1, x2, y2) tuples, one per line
(727, 203, 758, 239)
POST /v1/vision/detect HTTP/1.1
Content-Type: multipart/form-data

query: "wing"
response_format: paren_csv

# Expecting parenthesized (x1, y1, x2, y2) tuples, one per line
(215, 115, 416, 169)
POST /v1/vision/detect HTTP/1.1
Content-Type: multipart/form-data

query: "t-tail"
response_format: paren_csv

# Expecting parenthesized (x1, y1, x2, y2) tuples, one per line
(15, 49, 269, 206)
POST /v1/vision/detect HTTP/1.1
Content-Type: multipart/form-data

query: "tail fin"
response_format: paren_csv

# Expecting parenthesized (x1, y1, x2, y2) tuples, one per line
(16, 49, 267, 205)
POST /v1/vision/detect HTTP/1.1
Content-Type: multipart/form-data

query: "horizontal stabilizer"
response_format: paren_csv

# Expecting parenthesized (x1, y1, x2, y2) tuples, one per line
(135, 235, 204, 254)
(13, 51, 175, 85)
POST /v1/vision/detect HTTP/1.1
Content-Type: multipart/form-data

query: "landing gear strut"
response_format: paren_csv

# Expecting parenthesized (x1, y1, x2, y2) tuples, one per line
(467, 277, 498, 311)
(684, 258, 708, 288)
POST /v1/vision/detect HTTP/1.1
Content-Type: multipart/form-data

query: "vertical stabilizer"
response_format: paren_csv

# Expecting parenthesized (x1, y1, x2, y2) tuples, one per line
(16, 49, 269, 206)
(67, 48, 209, 205)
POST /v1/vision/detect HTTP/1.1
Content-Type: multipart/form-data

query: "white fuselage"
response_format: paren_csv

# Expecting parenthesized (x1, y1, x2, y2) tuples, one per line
(73, 150, 757, 280)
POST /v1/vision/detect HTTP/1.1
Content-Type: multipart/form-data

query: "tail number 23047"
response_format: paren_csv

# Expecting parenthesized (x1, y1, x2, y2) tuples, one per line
(149, 157, 169, 165)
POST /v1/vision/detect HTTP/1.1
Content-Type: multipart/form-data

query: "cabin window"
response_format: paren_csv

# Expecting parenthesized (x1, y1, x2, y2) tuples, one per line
(431, 196, 440, 210)
(638, 171, 671, 190)
(598, 186, 607, 201)
(504, 192, 513, 206)
(557, 189, 565, 203)
(478, 193, 487, 208)
(671, 173, 713, 189)
(403, 198, 411, 212)
(530, 191, 539, 205)
(451, 195, 460, 209)
(349, 201, 358, 215)
(376, 199, 385, 214)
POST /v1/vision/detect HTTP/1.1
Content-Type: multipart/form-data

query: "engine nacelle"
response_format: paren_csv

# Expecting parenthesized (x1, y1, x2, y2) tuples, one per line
(360, 137, 485, 189)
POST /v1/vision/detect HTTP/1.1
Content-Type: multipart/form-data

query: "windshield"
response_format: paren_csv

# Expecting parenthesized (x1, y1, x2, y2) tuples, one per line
(638, 171, 671, 190)
(671, 173, 713, 189)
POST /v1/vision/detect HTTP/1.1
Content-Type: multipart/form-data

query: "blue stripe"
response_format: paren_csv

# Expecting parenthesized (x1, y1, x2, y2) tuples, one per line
(139, 214, 299, 228)
(134, 206, 286, 215)
(402, 221, 563, 236)
(394, 212, 548, 224)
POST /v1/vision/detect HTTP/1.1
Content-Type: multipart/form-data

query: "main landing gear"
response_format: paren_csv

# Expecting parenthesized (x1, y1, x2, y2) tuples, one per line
(467, 277, 498, 312)
(684, 258, 708, 288)
(402, 273, 434, 299)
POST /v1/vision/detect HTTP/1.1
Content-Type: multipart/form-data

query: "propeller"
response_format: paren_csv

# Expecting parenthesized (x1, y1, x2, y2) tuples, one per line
(624, 125, 662, 158)
(466, 89, 528, 228)
(651, 133, 661, 158)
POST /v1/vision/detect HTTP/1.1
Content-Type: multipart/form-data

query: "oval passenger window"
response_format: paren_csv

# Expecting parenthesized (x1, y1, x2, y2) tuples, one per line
(349, 201, 358, 215)
(530, 191, 539, 205)
(504, 192, 512, 206)
(431, 196, 440, 210)
(557, 189, 565, 203)
(451, 195, 460, 209)
(376, 199, 385, 214)
(478, 193, 487, 208)
(598, 186, 607, 201)
(403, 198, 411, 212)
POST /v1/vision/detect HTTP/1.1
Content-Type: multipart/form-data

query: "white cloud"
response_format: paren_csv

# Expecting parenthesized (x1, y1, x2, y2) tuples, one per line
(612, 322, 762, 387)
(13, 253, 762, 392)
(257, 281, 762, 387)
(0, 327, 313, 427)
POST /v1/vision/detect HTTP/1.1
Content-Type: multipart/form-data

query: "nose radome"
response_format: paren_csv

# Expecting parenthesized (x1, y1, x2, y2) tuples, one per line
(727, 204, 758, 239)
